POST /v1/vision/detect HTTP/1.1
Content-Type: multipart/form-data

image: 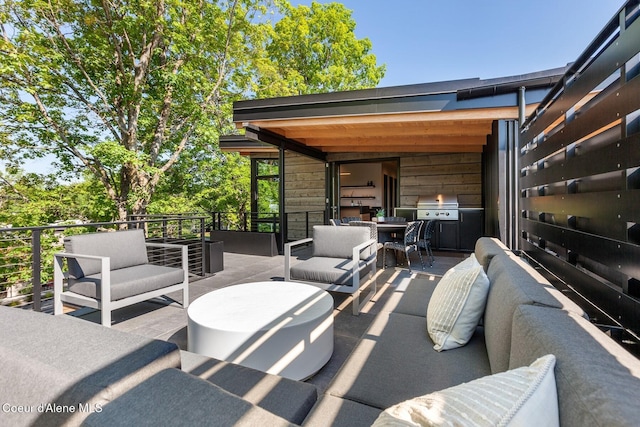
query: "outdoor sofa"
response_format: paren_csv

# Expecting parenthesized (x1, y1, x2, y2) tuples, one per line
(303, 238, 640, 426)
(0, 305, 317, 426)
(2, 237, 640, 426)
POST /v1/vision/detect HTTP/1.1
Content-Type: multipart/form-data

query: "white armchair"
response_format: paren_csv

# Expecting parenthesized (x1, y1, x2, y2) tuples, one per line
(285, 226, 377, 315)
(54, 229, 189, 327)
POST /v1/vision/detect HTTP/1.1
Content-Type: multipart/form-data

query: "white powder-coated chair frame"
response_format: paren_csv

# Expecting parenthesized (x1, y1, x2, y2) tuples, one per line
(284, 236, 377, 315)
(54, 242, 189, 327)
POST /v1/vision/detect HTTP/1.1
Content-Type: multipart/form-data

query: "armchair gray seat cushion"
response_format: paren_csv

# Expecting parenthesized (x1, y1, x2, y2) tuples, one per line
(69, 264, 186, 301)
(289, 257, 373, 285)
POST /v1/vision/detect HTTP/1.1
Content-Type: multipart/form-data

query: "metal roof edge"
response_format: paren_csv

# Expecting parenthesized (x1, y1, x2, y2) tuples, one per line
(234, 66, 570, 111)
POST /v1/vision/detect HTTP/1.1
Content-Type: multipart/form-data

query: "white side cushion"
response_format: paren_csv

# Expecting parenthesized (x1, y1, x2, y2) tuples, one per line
(372, 354, 558, 427)
(427, 254, 490, 351)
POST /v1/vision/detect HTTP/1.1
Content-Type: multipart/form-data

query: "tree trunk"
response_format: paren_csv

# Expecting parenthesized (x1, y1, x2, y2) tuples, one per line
(116, 201, 128, 225)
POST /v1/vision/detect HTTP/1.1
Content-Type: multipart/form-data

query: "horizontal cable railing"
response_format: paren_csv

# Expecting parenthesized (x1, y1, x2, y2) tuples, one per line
(1, 210, 327, 310)
(0, 215, 206, 312)
(208, 211, 280, 233)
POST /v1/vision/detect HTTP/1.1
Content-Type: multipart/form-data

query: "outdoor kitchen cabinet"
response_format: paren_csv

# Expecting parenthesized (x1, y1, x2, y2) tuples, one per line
(435, 220, 459, 250)
(458, 209, 484, 251)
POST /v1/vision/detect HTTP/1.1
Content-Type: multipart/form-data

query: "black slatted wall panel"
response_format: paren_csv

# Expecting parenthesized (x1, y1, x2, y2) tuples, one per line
(519, 1, 640, 337)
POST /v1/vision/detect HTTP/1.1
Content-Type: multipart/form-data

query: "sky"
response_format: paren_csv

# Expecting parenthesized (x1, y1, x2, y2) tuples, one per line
(291, 0, 626, 87)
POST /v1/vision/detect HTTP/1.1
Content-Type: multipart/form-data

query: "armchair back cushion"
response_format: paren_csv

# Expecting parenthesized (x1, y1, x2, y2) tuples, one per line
(312, 226, 372, 260)
(65, 229, 149, 278)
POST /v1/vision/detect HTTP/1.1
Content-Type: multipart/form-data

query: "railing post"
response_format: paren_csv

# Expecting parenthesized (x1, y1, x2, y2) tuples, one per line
(31, 228, 42, 312)
(305, 211, 310, 239)
(162, 216, 168, 240)
(200, 217, 206, 277)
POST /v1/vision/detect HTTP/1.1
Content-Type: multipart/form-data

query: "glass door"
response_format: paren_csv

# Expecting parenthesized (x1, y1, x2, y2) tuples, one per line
(251, 159, 279, 232)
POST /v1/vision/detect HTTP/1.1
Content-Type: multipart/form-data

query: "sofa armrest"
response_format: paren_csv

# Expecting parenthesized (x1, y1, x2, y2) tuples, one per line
(53, 252, 111, 316)
(284, 238, 313, 281)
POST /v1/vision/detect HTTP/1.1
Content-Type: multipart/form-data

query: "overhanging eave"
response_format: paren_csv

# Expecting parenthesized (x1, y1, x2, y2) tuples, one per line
(244, 125, 327, 162)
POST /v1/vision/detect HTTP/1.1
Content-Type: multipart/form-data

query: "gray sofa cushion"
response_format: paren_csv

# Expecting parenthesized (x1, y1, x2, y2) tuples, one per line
(383, 277, 436, 317)
(68, 264, 185, 301)
(181, 350, 318, 425)
(302, 395, 382, 427)
(312, 225, 372, 260)
(326, 312, 491, 410)
(290, 256, 373, 286)
(474, 237, 510, 272)
(81, 368, 295, 427)
(0, 306, 180, 427)
(510, 305, 640, 427)
(65, 230, 149, 278)
(484, 253, 587, 374)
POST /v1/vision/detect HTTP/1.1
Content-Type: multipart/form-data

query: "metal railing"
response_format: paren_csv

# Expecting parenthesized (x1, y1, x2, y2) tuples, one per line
(209, 210, 326, 252)
(0, 215, 206, 311)
(209, 211, 280, 233)
(0, 210, 327, 310)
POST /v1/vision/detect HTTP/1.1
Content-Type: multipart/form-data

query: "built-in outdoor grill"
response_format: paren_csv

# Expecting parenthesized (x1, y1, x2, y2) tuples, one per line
(416, 194, 459, 220)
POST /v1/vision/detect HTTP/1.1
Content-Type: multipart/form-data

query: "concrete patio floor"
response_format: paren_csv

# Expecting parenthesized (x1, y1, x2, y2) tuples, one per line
(69, 249, 465, 393)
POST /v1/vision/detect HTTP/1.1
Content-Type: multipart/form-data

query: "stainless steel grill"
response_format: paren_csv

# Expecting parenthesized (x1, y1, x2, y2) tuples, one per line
(416, 194, 459, 221)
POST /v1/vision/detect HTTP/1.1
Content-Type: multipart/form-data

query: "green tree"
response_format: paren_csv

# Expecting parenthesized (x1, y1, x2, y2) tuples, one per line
(0, 169, 107, 226)
(255, 1, 386, 97)
(0, 0, 266, 221)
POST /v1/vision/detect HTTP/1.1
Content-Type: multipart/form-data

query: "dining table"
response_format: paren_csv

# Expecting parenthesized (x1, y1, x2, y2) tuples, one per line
(375, 221, 407, 243)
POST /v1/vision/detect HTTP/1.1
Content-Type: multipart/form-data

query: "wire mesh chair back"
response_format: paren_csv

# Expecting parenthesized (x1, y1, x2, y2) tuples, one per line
(349, 220, 382, 250)
(418, 220, 436, 266)
(404, 221, 421, 247)
(342, 216, 361, 224)
(384, 216, 406, 222)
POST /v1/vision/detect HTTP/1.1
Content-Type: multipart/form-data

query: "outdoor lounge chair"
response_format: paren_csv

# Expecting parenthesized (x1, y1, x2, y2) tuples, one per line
(54, 229, 189, 327)
(284, 225, 377, 315)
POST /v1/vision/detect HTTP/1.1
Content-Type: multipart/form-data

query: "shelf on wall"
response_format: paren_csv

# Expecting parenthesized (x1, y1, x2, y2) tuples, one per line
(340, 196, 376, 199)
(340, 185, 375, 188)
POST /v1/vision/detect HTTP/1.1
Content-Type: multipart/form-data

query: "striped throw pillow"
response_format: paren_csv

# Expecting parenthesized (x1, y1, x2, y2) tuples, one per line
(427, 254, 490, 351)
(372, 354, 558, 427)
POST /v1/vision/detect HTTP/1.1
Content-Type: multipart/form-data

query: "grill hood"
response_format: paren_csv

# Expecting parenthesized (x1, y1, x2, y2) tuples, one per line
(416, 194, 459, 208)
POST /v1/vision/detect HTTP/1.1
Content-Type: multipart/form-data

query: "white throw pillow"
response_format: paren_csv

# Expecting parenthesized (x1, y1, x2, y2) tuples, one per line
(427, 254, 490, 351)
(372, 354, 558, 427)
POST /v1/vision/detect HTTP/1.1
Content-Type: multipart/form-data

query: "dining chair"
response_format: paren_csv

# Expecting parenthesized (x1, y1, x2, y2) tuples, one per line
(418, 220, 436, 267)
(382, 221, 425, 272)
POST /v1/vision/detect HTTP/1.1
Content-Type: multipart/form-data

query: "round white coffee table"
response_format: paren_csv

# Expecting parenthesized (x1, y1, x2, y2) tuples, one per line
(187, 281, 334, 381)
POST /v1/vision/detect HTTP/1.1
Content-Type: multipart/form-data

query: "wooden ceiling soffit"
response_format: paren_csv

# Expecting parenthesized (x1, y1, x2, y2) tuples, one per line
(319, 144, 484, 153)
(236, 107, 521, 129)
(282, 122, 492, 139)
(301, 135, 487, 147)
